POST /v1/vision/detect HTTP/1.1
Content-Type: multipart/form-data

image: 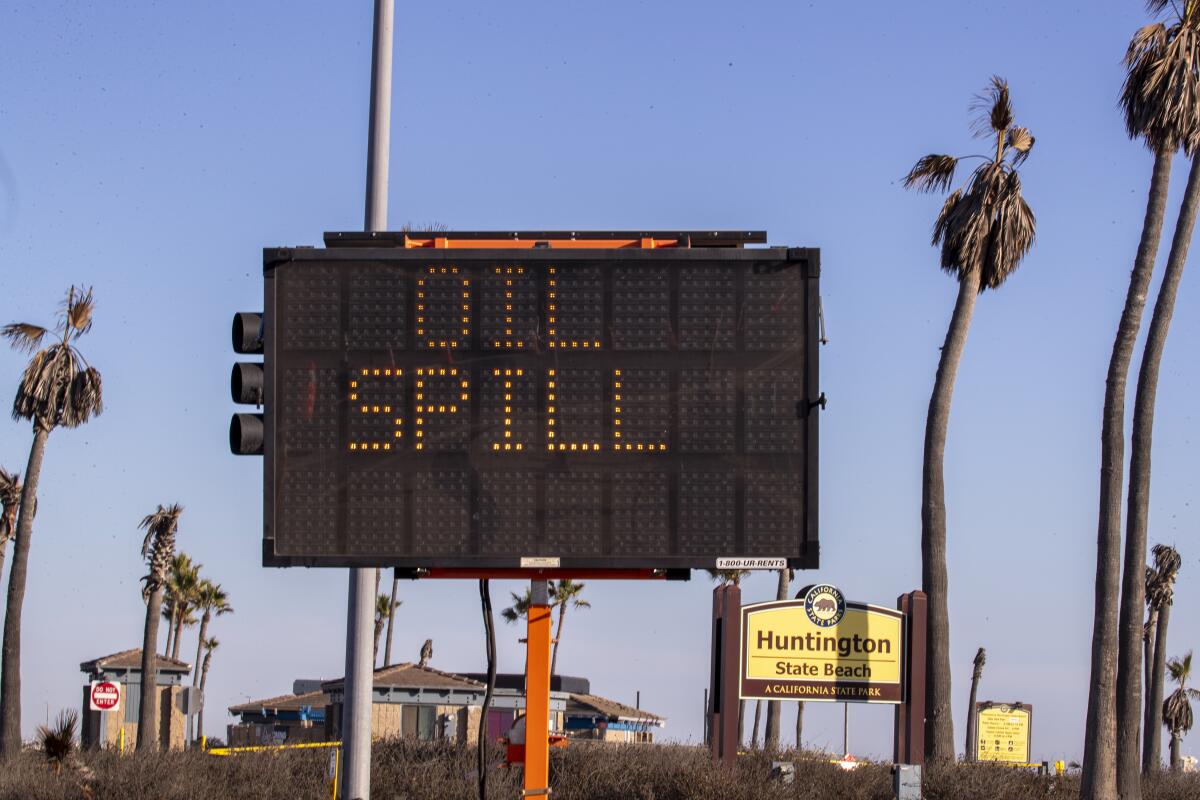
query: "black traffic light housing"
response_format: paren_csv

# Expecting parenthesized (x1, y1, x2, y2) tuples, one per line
(230, 311, 264, 455)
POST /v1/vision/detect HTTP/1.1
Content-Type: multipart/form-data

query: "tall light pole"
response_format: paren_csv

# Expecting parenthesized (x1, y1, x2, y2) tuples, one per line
(341, 1, 394, 797)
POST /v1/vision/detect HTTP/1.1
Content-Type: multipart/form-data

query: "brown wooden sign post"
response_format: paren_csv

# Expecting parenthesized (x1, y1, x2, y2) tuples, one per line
(893, 590, 927, 766)
(708, 583, 742, 767)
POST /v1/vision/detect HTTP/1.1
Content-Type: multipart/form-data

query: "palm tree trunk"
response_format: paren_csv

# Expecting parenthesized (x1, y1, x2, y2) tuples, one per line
(1168, 733, 1181, 772)
(965, 669, 982, 763)
(0, 427, 49, 758)
(192, 613, 210, 686)
(795, 702, 804, 751)
(750, 700, 761, 749)
(737, 700, 745, 748)
(198, 651, 213, 743)
(922, 267, 981, 763)
(1142, 606, 1159, 773)
(1117, 154, 1200, 797)
(138, 585, 164, 752)
(1147, 603, 1171, 772)
(1082, 146, 1173, 800)
(764, 568, 790, 752)
(550, 603, 567, 679)
(373, 620, 384, 668)
(171, 611, 185, 661)
(163, 606, 174, 658)
(384, 571, 398, 667)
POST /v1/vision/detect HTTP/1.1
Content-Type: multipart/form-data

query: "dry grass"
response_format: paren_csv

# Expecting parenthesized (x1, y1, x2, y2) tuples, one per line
(0, 740, 1197, 800)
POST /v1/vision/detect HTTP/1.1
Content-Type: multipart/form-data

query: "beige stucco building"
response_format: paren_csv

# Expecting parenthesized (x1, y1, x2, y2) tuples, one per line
(79, 649, 200, 751)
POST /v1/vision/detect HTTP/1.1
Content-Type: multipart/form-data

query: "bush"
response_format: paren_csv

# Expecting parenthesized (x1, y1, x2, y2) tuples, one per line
(0, 740, 1197, 800)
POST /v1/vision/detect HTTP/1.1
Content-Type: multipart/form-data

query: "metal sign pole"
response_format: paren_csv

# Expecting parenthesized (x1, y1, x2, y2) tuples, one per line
(524, 580, 553, 796)
(341, 1, 394, 798)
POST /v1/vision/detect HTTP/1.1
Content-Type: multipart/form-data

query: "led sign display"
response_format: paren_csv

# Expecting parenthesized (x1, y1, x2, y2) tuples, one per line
(259, 236, 819, 570)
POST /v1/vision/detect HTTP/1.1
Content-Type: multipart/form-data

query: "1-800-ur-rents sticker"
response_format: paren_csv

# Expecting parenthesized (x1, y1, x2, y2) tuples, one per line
(716, 558, 787, 569)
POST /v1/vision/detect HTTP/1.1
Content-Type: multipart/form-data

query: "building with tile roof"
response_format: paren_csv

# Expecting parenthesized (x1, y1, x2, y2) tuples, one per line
(228, 665, 664, 747)
(79, 648, 199, 752)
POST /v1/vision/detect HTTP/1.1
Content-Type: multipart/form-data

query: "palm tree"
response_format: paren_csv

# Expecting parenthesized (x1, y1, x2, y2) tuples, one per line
(548, 579, 591, 678)
(1117, 9, 1200, 795)
(165, 554, 201, 661)
(1145, 544, 1182, 771)
(904, 78, 1036, 764)
(197, 637, 218, 742)
(192, 581, 232, 686)
(373, 593, 399, 667)
(706, 569, 750, 746)
(198, 637, 219, 695)
(137, 504, 183, 752)
(1086, 8, 1200, 795)
(0, 287, 103, 758)
(964, 647, 987, 762)
(764, 568, 793, 752)
(1163, 652, 1199, 771)
(384, 569, 400, 667)
(1143, 565, 1161, 771)
(0, 468, 19, 583)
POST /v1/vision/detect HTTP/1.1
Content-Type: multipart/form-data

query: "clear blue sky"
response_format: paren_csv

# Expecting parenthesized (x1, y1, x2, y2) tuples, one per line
(1, 0, 1197, 763)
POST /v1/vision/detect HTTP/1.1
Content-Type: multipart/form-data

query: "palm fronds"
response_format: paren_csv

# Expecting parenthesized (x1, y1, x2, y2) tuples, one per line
(906, 78, 1036, 291)
(1163, 652, 1198, 735)
(1006, 127, 1035, 165)
(970, 76, 1014, 139)
(63, 287, 95, 339)
(500, 588, 532, 624)
(139, 504, 183, 598)
(1, 323, 48, 354)
(0, 466, 20, 544)
(904, 155, 959, 193)
(550, 578, 591, 611)
(6, 287, 103, 429)
(704, 569, 750, 586)
(196, 580, 233, 618)
(1122, 20, 1200, 153)
(375, 593, 399, 621)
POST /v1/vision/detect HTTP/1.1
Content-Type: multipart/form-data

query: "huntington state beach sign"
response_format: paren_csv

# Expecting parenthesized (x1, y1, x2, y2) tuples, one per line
(739, 585, 905, 703)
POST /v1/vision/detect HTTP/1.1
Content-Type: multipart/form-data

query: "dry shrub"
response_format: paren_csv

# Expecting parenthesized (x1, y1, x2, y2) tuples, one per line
(0, 740, 1197, 800)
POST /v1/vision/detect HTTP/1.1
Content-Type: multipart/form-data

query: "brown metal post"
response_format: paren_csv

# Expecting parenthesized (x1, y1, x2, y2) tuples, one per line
(893, 590, 927, 766)
(708, 583, 742, 767)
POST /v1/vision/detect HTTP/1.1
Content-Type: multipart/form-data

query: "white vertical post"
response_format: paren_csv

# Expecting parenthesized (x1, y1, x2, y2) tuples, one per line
(341, 1, 394, 798)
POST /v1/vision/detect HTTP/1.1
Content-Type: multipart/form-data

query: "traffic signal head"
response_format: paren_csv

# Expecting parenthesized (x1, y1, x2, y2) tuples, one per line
(230, 311, 264, 455)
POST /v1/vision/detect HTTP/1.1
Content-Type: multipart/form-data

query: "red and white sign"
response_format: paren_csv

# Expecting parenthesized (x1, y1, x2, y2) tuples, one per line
(89, 681, 121, 712)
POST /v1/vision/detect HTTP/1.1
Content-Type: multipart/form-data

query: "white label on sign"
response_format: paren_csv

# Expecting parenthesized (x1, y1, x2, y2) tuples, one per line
(520, 557, 561, 568)
(716, 557, 787, 569)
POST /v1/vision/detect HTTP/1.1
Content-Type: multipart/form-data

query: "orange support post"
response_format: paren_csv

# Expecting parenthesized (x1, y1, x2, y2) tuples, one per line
(524, 581, 553, 797)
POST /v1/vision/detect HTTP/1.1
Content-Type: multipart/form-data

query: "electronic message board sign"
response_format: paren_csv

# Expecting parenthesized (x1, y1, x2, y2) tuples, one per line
(256, 232, 819, 571)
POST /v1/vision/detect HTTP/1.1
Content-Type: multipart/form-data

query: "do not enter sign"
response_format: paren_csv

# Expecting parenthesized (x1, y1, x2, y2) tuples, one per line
(89, 681, 121, 712)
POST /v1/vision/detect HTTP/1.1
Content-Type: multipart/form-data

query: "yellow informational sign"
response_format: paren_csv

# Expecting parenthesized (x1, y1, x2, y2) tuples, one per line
(739, 584, 905, 704)
(975, 703, 1032, 763)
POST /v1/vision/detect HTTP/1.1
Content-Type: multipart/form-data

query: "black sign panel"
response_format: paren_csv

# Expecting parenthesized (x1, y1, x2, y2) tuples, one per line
(261, 244, 819, 570)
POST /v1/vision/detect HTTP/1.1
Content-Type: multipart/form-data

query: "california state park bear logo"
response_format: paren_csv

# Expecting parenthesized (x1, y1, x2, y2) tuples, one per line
(802, 584, 845, 627)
